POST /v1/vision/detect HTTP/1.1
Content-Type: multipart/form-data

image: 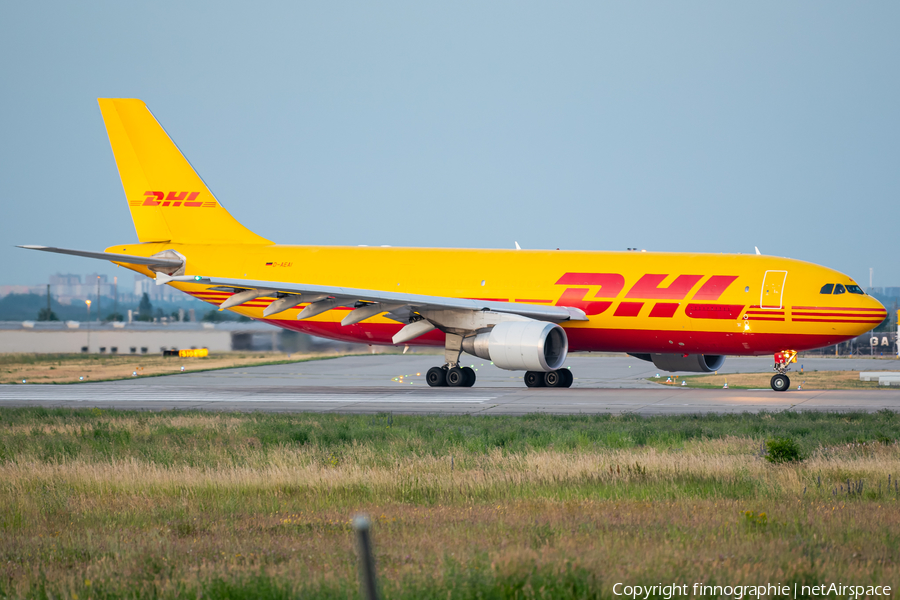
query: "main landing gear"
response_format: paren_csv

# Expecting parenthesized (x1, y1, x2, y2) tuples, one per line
(524, 369, 573, 388)
(426, 365, 476, 387)
(426, 333, 477, 387)
(770, 350, 797, 392)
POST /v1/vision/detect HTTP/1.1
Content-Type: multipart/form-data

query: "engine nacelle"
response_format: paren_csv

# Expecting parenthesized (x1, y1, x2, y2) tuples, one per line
(650, 353, 726, 373)
(462, 321, 568, 372)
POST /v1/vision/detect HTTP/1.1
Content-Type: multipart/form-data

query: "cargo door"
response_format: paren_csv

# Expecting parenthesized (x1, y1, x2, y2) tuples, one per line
(760, 270, 787, 309)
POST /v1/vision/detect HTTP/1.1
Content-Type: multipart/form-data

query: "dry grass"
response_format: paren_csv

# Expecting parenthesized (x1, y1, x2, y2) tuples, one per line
(0, 351, 359, 384)
(667, 370, 897, 390)
(2, 441, 899, 503)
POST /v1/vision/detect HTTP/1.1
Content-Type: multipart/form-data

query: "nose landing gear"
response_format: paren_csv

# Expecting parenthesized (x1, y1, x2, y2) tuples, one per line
(770, 350, 797, 392)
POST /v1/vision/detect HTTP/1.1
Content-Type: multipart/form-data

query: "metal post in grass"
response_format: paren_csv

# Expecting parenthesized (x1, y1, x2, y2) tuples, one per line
(353, 514, 379, 600)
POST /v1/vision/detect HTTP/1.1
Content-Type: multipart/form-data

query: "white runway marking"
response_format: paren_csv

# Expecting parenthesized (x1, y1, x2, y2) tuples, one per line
(225, 397, 491, 404)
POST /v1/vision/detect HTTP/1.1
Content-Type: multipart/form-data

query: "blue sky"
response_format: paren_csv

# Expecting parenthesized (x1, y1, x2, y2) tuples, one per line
(2, 2, 898, 287)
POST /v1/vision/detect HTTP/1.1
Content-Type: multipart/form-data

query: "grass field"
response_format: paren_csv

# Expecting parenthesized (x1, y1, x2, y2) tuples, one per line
(655, 370, 900, 390)
(1, 408, 898, 599)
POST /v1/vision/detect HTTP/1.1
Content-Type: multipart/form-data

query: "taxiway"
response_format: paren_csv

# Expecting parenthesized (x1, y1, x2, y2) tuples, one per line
(0, 354, 898, 415)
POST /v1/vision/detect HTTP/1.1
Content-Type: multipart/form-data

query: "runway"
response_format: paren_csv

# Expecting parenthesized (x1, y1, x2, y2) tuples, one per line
(1, 354, 898, 415)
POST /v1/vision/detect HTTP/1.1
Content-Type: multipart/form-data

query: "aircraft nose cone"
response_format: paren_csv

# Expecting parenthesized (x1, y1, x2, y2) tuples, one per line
(858, 294, 888, 334)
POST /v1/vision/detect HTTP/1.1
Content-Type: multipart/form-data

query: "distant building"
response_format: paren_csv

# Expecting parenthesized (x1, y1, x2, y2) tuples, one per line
(49, 273, 117, 304)
(133, 274, 180, 302)
(1, 273, 118, 305)
(1, 272, 183, 305)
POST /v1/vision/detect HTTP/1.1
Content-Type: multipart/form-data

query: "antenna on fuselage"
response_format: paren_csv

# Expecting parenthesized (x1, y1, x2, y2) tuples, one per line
(754, 246, 761, 255)
(514, 242, 521, 250)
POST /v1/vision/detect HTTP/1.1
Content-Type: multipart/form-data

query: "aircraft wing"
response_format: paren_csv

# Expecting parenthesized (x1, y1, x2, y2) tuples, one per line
(157, 273, 588, 323)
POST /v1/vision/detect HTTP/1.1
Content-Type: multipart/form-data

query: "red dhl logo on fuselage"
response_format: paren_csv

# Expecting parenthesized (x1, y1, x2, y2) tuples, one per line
(554, 273, 741, 318)
(129, 191, 217, 208)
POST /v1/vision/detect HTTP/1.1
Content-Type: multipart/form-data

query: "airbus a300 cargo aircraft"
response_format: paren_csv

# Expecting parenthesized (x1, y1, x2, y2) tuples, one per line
(21, 99, 887, 391)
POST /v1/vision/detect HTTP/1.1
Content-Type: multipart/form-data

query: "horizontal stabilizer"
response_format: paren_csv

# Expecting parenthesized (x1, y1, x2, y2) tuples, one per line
(18, 245, 183, 268)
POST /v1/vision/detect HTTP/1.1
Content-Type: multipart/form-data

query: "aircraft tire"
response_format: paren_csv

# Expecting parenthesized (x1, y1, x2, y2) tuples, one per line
(560, 368, 574, 388)
(426, 367, 447, 387)
(446, 367, 466, 387)
(544, 370, 565, 387)
(461, 366, 476, 387)
(524, 371, 545, 388)
(770, 374, 790, 392)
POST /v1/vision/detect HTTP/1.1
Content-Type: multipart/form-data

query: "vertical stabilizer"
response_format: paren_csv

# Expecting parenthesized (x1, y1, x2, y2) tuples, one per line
(98, 98, 272, 245)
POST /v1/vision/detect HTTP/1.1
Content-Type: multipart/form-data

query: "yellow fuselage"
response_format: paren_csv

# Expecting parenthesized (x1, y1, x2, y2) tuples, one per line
(109, 242, 886, 356)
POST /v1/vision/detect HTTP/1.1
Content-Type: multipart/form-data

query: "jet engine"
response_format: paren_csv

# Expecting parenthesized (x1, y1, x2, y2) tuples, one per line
(462, 320, 568, 372)
(648, 353, 726, 373)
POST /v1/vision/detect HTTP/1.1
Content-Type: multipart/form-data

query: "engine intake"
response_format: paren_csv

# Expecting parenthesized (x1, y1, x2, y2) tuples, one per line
(650, 353, 726, 373)
(462, 321, 568, 372)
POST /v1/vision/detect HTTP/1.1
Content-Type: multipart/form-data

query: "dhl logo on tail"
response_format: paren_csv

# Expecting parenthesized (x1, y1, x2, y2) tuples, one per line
(128, 191, 217, 208)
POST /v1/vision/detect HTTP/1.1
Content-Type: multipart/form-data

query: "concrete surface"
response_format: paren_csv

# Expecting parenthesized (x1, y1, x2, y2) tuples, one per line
(0, 354, 898, 415)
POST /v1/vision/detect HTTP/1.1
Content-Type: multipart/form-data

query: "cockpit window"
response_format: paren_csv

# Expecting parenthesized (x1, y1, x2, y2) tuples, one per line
(821, 283, 863, 295)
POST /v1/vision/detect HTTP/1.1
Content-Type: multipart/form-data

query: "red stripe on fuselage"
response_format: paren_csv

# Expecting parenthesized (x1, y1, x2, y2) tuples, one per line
(792, 306, 885, 311)
(793, 311, 887, 318)
(792, 318, 884, 323)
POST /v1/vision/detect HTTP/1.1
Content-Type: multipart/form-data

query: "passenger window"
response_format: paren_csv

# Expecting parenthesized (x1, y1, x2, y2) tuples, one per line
(820, 284, 834, 294)
(846, 285, 864, 295)
(833, 284, 846, 295)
